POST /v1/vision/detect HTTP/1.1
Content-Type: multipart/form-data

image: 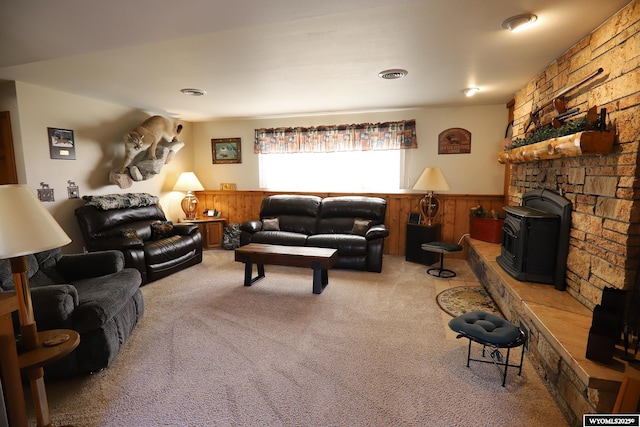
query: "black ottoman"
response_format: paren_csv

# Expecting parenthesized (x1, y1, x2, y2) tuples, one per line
(448, 310, 527, 386)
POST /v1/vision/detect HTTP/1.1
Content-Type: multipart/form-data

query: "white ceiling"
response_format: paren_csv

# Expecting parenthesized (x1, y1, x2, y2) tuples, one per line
(0, 0, 632, 122)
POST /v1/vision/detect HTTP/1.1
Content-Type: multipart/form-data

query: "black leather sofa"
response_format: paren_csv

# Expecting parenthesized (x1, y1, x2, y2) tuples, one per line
(239, 195, 389, 272)
(75, 195, 202, 284)
(0, 248, 143, 378)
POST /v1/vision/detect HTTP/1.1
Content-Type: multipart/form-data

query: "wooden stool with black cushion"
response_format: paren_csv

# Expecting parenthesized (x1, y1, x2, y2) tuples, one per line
(448, 310, 527, 386)
(420, 241, 463, 278)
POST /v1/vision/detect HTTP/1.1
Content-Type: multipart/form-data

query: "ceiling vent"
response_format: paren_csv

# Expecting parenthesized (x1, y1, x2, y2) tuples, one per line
(378, 69, 408, 80)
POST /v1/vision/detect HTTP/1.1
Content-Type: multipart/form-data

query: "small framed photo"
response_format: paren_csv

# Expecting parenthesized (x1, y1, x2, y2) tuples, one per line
(212, 138, 241, 164)
(48, 127, 76, 160)
(409, 212, 422, 224)
(220, 183, 237, 191)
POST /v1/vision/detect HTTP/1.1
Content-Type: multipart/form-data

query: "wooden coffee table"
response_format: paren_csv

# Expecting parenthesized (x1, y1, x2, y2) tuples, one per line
(234, 243, 338, 294)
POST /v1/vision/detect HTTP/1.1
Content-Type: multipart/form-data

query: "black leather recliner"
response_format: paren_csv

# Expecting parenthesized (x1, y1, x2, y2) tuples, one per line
(240, 195, 389, 272)
(75, 203, 202, 284)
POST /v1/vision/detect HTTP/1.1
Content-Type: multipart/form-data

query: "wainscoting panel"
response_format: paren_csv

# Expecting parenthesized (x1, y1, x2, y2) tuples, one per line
(196, 191, 505, 257)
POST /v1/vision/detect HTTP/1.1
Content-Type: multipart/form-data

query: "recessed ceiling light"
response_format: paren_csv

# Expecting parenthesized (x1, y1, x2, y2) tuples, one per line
(180, 88, 207, 96)
(378, 69, 408, 80)
(501, 13, 537, 32)
(463, 87, 480, 97)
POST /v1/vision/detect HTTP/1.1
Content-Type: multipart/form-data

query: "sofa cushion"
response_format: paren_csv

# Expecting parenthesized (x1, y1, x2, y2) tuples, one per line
(316, 196, 386, 234)
(0, 254, 43, 291)
(76, 204, 167, 241)
(262, 217, 280, 231)
(250, 231, 308, 246)
(319, 196, 386, 222)
(306, 234, 367, 255)
(352, 218, 372, 236)
(260, 195, 320, 235)
(144, 235, 198, 264)
(121, 229, 140, 239)
(260, 195, 321, 217)
(151, 221, 174, 239)
(71, 268, 141, 332)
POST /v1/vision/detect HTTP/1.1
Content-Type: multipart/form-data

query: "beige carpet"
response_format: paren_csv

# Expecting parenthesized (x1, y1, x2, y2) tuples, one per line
(31, 251, 568, 426)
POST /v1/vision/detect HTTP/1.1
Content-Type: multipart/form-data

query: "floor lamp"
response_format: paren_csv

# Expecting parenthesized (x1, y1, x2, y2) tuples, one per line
(0, 185, 72, 427)
(412, 167, 450, 226)
(173, 172, 205, 220)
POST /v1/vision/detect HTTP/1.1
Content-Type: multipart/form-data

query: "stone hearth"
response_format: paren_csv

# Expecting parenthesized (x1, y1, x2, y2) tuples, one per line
(466, 237, 640, 426)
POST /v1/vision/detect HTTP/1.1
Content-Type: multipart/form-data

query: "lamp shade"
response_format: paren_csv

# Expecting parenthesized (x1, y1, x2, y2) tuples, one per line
(173, 172, 204, 192)
(0, 185, 71, 259)
(412, 167, 450, 192)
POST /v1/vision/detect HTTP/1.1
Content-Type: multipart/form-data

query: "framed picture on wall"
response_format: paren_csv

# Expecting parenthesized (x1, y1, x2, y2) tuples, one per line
(211, 138, 241, 164)
(438, 128, 471, 155)
(48, 127, 76, 160)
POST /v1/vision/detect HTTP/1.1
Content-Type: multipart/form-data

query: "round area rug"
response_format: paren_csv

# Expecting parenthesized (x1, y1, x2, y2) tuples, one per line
(436, 286, 500, 317)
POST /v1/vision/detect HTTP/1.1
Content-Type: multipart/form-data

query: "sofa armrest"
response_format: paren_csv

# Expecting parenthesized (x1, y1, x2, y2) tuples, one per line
(89, 236, 145, 252)
(365, 224, 389, 241)
(173, 223, 199, 235)
(30, 285, 78, 330)
(240, 220, 263, 233)
(57, 250, 125, 281)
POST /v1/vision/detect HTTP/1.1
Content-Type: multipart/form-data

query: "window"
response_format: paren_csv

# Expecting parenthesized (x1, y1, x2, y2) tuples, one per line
(254, 119, 415, 192)
(259, 149, 404, 192)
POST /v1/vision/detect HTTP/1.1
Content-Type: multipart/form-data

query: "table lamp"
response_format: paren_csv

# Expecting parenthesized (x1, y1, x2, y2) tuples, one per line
(0, 184, 72, 427)
(412, 167, 450, 225)
(173, 172, 205, 220)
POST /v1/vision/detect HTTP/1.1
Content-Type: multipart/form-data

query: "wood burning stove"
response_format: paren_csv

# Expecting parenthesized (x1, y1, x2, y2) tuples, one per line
(496, 189, 572, 290)
(498, 206, 560, 284)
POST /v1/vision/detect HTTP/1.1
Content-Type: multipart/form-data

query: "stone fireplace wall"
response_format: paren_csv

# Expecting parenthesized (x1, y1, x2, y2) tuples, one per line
(507, 1, 640, 310)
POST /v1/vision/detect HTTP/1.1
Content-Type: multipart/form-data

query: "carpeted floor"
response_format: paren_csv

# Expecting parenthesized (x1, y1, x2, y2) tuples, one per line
(30, 251, 569, 426)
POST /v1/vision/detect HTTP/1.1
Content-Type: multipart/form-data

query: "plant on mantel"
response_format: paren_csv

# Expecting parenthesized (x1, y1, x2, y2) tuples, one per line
(505, 117, 590, 150)
(498, 113, 615, 165)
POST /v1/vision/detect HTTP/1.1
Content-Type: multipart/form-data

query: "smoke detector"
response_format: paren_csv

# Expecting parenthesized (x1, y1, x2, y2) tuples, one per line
(180, 88, 207, 96)
(378, 69, 408, 80)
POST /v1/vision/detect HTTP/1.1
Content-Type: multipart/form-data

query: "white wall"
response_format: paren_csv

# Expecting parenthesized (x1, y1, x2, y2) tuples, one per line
(6, 82, 195, 253)
(2, 80, 507, 254)
(192, 105, 508, 194)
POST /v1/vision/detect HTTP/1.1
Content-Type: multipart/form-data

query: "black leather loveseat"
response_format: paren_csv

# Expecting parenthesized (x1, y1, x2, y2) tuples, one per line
(239, 195, 389, 272)
(75, 193, 202, 284)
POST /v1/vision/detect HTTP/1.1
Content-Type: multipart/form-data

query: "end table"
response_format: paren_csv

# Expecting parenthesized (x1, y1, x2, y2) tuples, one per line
(405, 223, 441, 265)
(182, 217, 227, 249)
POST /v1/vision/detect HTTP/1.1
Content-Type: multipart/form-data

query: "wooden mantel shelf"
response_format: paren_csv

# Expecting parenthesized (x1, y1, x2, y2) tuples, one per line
(497, 130, 615, 164)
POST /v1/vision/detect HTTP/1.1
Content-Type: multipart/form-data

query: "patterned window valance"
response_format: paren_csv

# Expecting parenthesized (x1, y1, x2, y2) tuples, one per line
(254, 119, 417, 154)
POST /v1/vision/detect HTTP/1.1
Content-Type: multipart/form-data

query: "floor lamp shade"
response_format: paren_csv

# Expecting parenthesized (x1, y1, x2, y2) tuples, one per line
(173, 172, 205, 220)
(0, 185, 71, 258)
(0, 184, 71, 427)
(412, 168, 450, 225)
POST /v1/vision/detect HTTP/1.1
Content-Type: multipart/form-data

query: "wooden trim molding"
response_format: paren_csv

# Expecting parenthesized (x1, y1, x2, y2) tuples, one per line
(195, 191, 505, 257)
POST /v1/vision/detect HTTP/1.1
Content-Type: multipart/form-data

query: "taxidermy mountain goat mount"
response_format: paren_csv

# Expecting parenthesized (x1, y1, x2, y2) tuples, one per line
(110, 115, 185, 189)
